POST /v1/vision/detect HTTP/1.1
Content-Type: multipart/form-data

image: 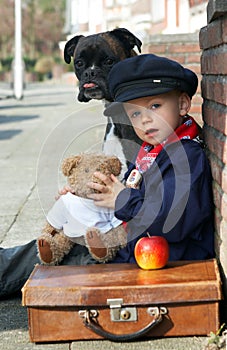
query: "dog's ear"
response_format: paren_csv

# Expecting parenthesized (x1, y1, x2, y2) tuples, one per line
(110, 28, 142, 53)
(64, 35, 84, 64)
(62, 155, 82, 176)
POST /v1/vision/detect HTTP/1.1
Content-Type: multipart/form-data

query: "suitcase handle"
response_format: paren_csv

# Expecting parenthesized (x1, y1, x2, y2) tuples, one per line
(79, 307, 167, 342)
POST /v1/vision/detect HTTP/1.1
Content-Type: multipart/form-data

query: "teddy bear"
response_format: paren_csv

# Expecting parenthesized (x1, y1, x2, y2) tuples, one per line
(37, 153, 127, 265)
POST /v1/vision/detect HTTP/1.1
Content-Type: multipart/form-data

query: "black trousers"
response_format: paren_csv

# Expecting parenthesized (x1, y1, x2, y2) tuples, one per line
(0, 240, 96, 297)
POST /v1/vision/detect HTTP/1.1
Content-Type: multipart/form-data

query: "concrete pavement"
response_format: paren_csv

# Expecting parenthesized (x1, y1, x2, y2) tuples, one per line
(0, 81, 209, 349)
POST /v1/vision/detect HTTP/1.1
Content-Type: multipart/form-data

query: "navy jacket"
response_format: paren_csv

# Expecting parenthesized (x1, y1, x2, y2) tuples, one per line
(112, 140, 215, 263)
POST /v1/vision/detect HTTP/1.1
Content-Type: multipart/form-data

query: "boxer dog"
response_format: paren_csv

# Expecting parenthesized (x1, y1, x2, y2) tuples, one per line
(64, 28, 143, 169)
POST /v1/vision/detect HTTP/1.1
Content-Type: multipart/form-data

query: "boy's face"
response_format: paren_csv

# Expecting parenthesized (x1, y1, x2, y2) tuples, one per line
(123, 91, 191, 146)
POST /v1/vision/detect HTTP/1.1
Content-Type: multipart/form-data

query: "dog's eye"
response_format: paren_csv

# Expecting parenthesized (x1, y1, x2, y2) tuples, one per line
(105, 58, 115, 66)
(75, 60, 84, 68)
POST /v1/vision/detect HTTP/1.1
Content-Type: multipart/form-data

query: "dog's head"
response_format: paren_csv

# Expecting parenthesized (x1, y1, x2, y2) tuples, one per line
(64, 28, 142, 102)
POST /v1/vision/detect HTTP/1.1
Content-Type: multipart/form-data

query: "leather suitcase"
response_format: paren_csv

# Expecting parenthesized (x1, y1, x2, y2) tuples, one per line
(22, 259, 222, 343)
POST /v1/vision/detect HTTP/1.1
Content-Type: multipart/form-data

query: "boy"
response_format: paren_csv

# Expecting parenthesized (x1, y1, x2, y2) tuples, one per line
(86, 54, 215, 262)
(0, 54, 214, 297)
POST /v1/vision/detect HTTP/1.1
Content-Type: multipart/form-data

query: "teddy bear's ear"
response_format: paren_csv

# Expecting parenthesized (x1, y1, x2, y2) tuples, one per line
(61, 156, 82, 176)
(108, 157, 122, 176)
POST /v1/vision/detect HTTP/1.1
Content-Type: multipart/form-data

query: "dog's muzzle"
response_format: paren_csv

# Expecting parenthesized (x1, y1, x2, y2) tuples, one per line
(79, 68, 111, 102)
(82, 83, 104, 100)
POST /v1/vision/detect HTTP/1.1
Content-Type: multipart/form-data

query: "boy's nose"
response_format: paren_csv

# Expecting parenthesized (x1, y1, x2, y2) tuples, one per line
(141, 109, 153, 123)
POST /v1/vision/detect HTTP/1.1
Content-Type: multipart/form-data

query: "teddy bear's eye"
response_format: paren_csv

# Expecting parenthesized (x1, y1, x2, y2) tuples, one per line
(84, 168, 89, 173)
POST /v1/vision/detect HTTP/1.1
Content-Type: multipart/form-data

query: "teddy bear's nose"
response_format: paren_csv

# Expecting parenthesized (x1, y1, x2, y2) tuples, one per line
(85, 168, 89, 173)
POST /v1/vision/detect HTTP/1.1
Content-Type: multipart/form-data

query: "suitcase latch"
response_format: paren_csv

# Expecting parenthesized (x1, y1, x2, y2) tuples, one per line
(107, 298, 137, 322)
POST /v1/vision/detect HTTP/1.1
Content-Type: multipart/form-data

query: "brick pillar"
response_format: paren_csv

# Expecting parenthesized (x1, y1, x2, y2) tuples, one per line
(199, 0, 227, 300)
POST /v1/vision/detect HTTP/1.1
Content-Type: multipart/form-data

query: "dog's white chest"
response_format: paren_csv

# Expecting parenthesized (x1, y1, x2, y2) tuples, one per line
(102, 122, 127, 179)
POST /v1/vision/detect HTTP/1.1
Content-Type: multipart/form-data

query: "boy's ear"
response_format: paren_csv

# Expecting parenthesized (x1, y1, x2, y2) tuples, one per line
(179, 93, 191, 116)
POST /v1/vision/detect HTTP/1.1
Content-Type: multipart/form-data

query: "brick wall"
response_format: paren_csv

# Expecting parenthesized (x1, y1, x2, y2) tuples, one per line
(199, 0, 227, 297)
(143, 33, 203, 125)
(144, 8, 227, 307)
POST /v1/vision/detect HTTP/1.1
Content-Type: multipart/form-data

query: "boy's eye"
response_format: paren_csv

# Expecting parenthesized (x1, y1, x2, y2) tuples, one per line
(150, 103, 160, 109)
(130, 111, 141, 118)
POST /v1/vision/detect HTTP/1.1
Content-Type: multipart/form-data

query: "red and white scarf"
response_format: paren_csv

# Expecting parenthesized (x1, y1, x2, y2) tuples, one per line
(135, 115, 199, 174)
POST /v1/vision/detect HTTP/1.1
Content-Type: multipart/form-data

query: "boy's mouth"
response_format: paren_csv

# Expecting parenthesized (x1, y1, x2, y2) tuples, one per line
(145, 128, 158, 136)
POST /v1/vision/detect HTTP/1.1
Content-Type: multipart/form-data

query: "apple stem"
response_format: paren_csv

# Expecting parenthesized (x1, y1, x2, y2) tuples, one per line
(147, 232, 151, 238)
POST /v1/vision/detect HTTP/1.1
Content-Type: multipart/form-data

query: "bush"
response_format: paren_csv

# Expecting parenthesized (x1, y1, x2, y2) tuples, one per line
(1, 57, 13, 71)
(23, 57, 37, 73)
(34, 56, 54, 74)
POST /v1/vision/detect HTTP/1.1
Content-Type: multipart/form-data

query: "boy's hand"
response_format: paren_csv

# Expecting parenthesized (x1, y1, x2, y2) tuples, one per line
(55, 185, 74, 200)
(87, 172, 125, 209)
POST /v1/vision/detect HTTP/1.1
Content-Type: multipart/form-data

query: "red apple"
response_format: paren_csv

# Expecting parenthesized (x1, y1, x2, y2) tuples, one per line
(134, 235, 169, 270)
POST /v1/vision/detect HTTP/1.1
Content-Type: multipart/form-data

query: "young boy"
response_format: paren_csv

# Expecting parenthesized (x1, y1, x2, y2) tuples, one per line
(86, 54, 215, 262)
(0, 54, 214, 298)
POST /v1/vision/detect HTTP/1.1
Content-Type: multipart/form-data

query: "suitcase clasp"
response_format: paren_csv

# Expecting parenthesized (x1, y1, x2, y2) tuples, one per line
(78, 309, 98, 323)
(107, 298, 137, 322)
(147, 307, 168, 317)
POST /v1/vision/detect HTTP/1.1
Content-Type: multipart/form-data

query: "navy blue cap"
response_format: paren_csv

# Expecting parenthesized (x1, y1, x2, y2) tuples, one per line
(104, 54, 198, 115)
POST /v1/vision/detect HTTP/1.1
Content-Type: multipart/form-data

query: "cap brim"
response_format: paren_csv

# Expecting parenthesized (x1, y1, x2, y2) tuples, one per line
(104, 86, 174, 116)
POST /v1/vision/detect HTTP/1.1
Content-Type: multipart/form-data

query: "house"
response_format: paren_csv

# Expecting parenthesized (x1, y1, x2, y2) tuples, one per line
(63, 0, 208, 41)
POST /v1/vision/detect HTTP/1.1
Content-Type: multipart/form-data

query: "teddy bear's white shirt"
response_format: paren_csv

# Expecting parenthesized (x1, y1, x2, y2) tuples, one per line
(47, 192, 122, 241)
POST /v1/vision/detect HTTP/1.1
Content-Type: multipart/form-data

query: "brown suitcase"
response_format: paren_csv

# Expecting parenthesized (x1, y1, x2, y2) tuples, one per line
(22, 259, 222, 343)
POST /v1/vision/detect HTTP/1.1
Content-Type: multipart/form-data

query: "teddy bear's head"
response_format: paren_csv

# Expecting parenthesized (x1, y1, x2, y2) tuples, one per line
(61, 153, 122, 198)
